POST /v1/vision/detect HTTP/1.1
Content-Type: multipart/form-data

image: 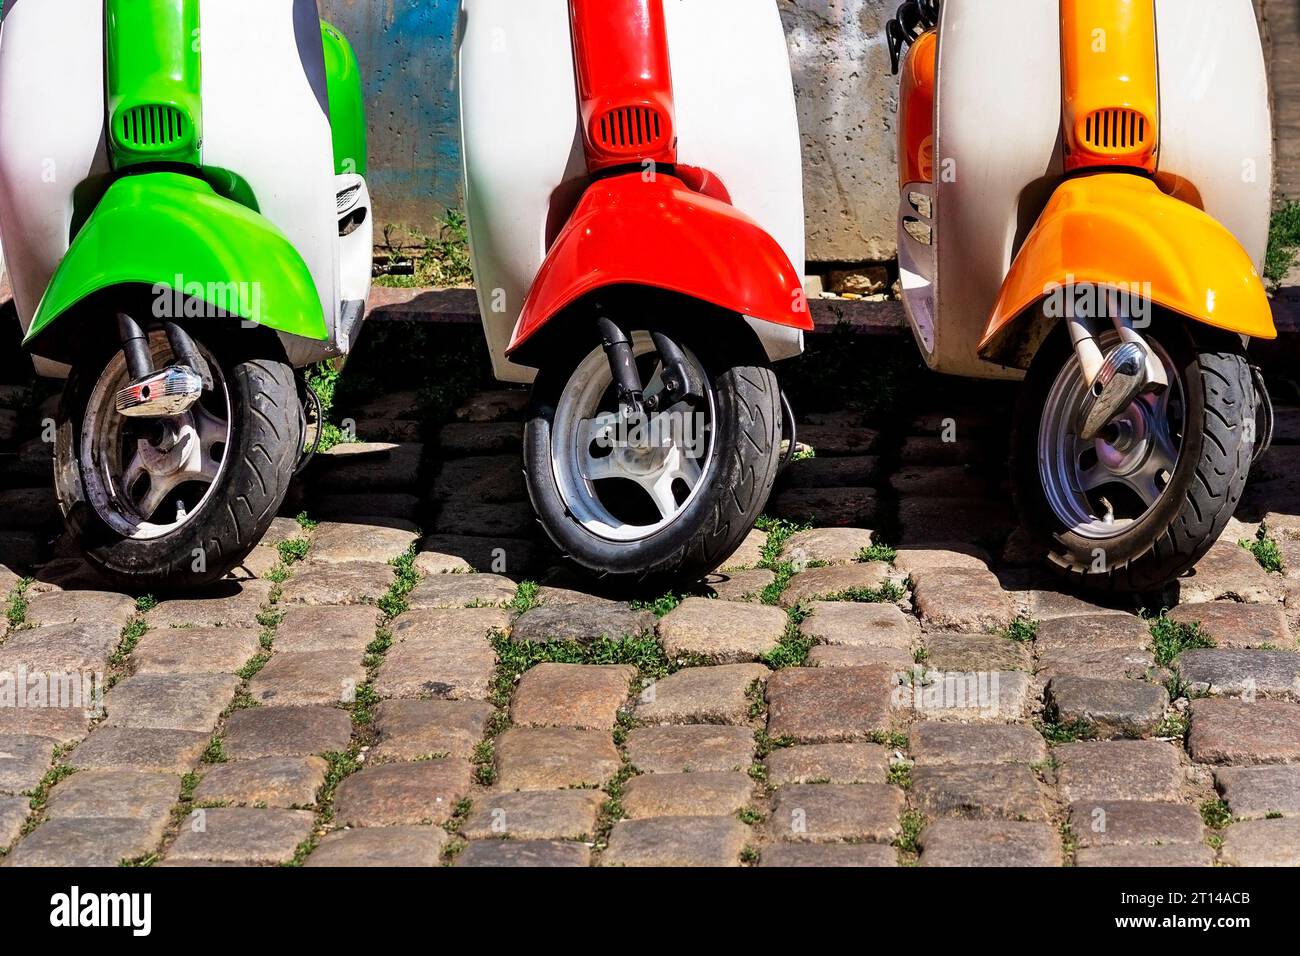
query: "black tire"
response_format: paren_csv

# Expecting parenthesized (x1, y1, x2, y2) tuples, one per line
(1012, 320, 1255, 594)
(55, 329, 302, 592)
(524, 323, 783, 586)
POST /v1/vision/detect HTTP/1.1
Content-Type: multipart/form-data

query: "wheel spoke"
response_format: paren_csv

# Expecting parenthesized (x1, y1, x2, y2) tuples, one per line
(122, 448, 150, 502)
(633, 446, 703, 521)
(1118, 467, 1163, 509)
(1076, 458, 1110, 493)
(1148, 428, 1180, 478)
(581, 412, 620, 452)
(192, 405, 228, 483)
(580, 451, 619, 482)
(676, 447, 704, 489)
(133, 468, 186, 521)
(644, 467, 684, 520)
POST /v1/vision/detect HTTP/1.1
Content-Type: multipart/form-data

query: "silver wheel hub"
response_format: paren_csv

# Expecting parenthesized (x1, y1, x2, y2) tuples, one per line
(1094, 404, 1149, 470)
(81, 333, 231, 540)
(552, 336, 715, 544)
(1039, 333, 1184, 540)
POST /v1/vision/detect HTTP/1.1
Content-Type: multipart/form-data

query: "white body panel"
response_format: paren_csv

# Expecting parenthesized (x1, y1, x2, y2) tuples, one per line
(1155, 0, 1272, 270)
(897, 184, 935, 355)
(664, 0, 805, 365)
(926, 0, 1062, 380)
(459, 0, 585, 384)
(335, 172, 374, 355)
(460, 0, 805, 384)
(0, 0, 110, 340)
(200, 0, 341, 367)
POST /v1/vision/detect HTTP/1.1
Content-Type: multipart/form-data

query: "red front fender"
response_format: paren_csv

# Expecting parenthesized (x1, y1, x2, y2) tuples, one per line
(507, 172, 810, 356)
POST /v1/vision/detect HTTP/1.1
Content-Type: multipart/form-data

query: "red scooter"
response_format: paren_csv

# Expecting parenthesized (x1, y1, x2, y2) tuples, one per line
(460, 0, 809, 584)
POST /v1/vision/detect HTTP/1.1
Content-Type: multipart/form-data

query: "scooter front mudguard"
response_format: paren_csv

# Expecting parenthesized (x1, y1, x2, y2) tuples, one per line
(978, 173, 1275, 369)
(24, 171, 327, 365)
(506, 172, 811, 364)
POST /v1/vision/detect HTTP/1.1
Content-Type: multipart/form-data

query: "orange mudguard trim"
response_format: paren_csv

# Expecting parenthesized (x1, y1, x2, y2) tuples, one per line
(898, 29, 936, 187)
(979, 174, 1276, 359)
(508, 172, 810, 355)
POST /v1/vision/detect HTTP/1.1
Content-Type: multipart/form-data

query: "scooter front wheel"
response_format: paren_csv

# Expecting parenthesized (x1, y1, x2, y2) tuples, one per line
(1012, 321, 1255, 594)
(55, 328, 302, 592)
(524, 327, 783, 586)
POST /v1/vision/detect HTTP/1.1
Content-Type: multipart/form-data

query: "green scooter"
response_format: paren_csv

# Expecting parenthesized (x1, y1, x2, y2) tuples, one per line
(0, 0, 372, 589)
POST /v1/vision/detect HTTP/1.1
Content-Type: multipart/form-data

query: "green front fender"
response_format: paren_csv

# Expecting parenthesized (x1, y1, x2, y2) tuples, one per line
(25, 172, 327, 361)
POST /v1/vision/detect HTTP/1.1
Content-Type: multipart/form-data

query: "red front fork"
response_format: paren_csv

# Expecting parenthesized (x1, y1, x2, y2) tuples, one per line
(569, 0, 677, 173)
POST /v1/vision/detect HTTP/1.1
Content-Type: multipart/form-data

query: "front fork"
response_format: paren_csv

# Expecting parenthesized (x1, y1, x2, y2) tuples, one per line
(113, 313, 211, 419)
(1068, 312, 1274, 465)
(595, 316, 702, 415)
(593, 314, 799, 469)
(1068, 311, 1168, 441)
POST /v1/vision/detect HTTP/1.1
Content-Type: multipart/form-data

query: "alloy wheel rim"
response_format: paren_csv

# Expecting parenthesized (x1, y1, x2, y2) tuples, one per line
(1038, 332, 1185, 540)
(551, 335, 716, 543)
(81, 333, 232, 540)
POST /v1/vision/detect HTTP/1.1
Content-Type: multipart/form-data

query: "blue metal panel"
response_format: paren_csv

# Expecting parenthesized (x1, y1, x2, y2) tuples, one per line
(318, 0, 462, 234)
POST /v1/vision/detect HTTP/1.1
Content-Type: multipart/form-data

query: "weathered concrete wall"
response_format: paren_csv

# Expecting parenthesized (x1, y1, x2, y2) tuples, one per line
(318, 0, 464, 238)
(1258, 0, 1300, 201)
(778, 0, 897, 262)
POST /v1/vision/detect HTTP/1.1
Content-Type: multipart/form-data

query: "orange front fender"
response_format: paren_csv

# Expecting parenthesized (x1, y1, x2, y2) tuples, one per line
(507, 172, 810, 359)
(979, 174, 1275, 366)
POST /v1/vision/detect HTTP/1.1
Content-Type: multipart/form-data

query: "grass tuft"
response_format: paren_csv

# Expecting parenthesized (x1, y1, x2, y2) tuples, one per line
(1265, 199, 1300, 288)
(490, 631, 670, 693)
(374, 212, 474, 289)
(822, 581, 907, 605)
(1200, 798, 1233, 830)
(1003, 616, 1039, 643)
(630, 592, 683, 618)
(895, 810, 925, 861)
(1036, 716, 1097, 744)
(376, 545, 421, 619)
(5, 578, 32, 629)
(1240, 535, 1283, 574)
(277, 538, 311, 566)
(762, 608, 812, 669)
(1147, 612, 1215, 667)
(887, 762, 913, 790)
(1153, 710, 1188, 740)
(507, 580, 541, 614)
(858, 544, 897, 565)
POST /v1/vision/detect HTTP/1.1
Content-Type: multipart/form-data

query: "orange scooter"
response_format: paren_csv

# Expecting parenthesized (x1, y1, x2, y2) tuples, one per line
(890, 0, 1275, 593)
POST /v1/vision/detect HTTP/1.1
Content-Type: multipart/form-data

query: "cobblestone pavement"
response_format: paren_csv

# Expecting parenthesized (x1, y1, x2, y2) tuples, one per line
(2, 384, 1299, 867)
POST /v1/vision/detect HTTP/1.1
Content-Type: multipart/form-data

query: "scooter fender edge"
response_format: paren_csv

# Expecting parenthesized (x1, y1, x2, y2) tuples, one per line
(321, 21, 368, 179)
(505, 171, 811, 366)
(23, 171, 328, 365)
(978, 173, 1275, 370)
